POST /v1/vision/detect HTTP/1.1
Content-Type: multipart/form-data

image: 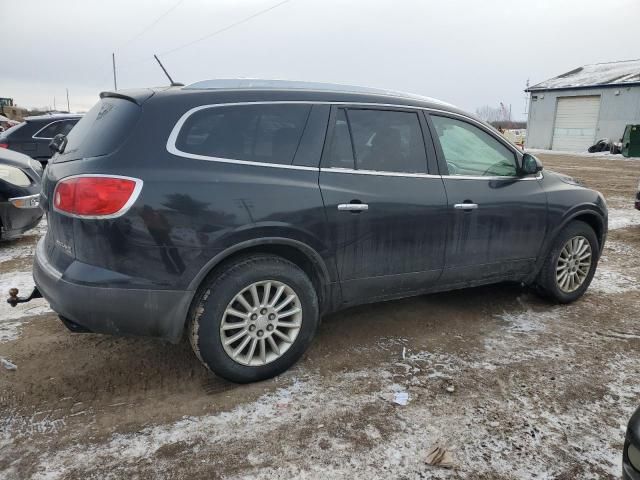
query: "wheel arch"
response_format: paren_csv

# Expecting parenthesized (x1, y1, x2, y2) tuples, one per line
(527, 206, 606, 283)
(187, 237, 333, 312)
(571, 211, 606, 252)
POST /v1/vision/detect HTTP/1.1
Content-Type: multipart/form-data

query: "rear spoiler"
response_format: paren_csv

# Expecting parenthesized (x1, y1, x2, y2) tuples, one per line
(99, 88, 156, 106)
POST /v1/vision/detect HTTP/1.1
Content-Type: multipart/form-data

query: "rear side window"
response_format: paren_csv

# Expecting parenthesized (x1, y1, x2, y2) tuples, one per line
(53, 98, 141, 163)
(325, 108, 428, 173)
(175, 104, 311, 165)
(33, 119, 78, 139)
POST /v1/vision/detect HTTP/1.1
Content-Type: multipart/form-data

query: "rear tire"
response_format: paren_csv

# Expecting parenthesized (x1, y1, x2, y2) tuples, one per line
(188, 254, 319, 383)
(535, 221, 599, 303)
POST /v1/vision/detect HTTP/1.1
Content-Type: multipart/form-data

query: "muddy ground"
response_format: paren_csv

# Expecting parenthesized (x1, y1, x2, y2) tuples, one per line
(1, 152, 640, 479)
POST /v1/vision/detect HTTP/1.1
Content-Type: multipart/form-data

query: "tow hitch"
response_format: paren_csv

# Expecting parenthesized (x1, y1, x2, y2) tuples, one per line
(7, 287, 42, 307)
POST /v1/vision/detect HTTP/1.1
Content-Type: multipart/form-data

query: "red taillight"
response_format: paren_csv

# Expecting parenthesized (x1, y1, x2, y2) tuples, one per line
(0, 143, 8, 149)
(53, 176, 141, 217)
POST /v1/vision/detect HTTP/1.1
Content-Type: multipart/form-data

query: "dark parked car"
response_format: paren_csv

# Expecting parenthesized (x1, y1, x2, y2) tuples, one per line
(0, 148, 43, 240)
(0, 114, 81, 165)
(27, 80, 607, 383)
(624, 407, 640, 479)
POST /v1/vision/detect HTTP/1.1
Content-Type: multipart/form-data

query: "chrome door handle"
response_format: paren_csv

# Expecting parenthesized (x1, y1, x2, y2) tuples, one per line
(338, 203, 369, 212)
(454, 203, 478, 210)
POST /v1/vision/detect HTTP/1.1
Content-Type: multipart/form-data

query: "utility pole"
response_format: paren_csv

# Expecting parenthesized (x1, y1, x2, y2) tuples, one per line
(66, 88, 70, 112)
(112, 53, 118, 91)
(53, 96, 56, 111)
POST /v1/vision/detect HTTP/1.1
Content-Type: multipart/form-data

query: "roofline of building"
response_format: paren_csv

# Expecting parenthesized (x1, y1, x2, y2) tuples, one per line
(525, 81, 640, 93)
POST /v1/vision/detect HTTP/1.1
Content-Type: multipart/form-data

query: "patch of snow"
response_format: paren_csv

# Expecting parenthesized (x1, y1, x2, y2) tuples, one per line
(529, 59, 640, 90)
(1, 412, 66, 451)
(0, 303, 51, 343)
(590, 265, 637, 294)
(30, 379, 324, 479)
(608, 208, 640, 230)
(0, 241, 35, 264)
(0, 271, 51, 342)
(604, 240, 637, 256)
(495, 309, 554, 333)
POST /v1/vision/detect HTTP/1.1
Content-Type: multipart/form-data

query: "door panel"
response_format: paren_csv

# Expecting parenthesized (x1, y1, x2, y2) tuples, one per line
(20, 142, 37, 152)
(438, 177, 547, 283)
(320, 171, 448, 302)
(427, 112, 548, 284)
(320, 106, 448, 304)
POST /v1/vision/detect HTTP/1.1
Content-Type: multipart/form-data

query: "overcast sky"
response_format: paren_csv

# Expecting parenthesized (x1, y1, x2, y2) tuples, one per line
(3, 0, 639, 118)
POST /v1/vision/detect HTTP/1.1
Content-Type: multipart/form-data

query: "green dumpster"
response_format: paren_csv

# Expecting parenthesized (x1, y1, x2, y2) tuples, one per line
(622, 124, 640, 158)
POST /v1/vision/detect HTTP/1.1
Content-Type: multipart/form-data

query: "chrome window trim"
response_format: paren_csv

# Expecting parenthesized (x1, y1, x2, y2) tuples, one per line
(166, 101, 527, 176)
(52, 174, 144, 220)
(320, 167, 440, 179)
(32, 119, 77, 140)
(164, 152, 318, 171)
(442, 172, 543, 181)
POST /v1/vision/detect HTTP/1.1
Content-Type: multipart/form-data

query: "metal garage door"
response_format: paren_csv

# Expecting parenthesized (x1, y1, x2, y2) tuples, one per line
(551, 96, 601, 151)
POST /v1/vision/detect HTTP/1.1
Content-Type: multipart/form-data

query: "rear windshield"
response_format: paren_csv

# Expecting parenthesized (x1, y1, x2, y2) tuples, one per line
(52, 98, 140, 163)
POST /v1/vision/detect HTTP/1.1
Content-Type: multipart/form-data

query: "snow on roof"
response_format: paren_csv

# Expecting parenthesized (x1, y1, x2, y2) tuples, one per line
(527, 59, 640, 91)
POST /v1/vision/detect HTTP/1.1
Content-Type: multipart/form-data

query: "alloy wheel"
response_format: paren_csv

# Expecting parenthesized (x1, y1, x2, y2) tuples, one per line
(220, 280, 303, 366)
(556, 235, 592, 293)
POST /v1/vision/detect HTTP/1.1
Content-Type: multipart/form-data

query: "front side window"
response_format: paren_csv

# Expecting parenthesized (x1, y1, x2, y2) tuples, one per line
(325, 108, 427, 173)
(175, 104, 311, 165)
(431, 115, 517, 177)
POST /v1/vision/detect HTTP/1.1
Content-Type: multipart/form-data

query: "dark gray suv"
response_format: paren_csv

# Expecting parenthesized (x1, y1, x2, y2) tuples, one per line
(27, 80, 607, 383)
(0, 114, 82, 165)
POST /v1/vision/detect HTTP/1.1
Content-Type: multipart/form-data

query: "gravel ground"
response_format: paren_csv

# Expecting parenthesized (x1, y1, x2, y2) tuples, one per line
(1, 152, 640, 479)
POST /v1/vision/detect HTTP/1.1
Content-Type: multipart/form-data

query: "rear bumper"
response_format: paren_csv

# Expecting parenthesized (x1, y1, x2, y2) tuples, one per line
(33, 237, 193, 343)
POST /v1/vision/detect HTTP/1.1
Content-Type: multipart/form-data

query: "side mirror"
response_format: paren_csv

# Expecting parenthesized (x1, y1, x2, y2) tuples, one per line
(521, 153, 543, 175)
(49, 134, 67, 154)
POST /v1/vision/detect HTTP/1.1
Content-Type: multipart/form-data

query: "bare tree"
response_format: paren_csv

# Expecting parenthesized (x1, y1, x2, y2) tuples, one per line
(475, 103, 512, 123)
(475, 105, 501, 123)
(475, 103, 523, 129)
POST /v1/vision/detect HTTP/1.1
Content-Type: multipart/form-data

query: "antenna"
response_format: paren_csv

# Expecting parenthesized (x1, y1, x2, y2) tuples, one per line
(112, 53, 118, 91)
(153, 54, 184, 87)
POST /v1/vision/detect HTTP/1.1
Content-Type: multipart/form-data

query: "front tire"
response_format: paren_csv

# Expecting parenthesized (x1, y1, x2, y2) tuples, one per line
(535, 220, 599, 303)
(188, 254, 319, 383)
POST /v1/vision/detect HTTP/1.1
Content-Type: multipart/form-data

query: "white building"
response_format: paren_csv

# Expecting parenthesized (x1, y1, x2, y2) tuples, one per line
(525, 59, 640, 151)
